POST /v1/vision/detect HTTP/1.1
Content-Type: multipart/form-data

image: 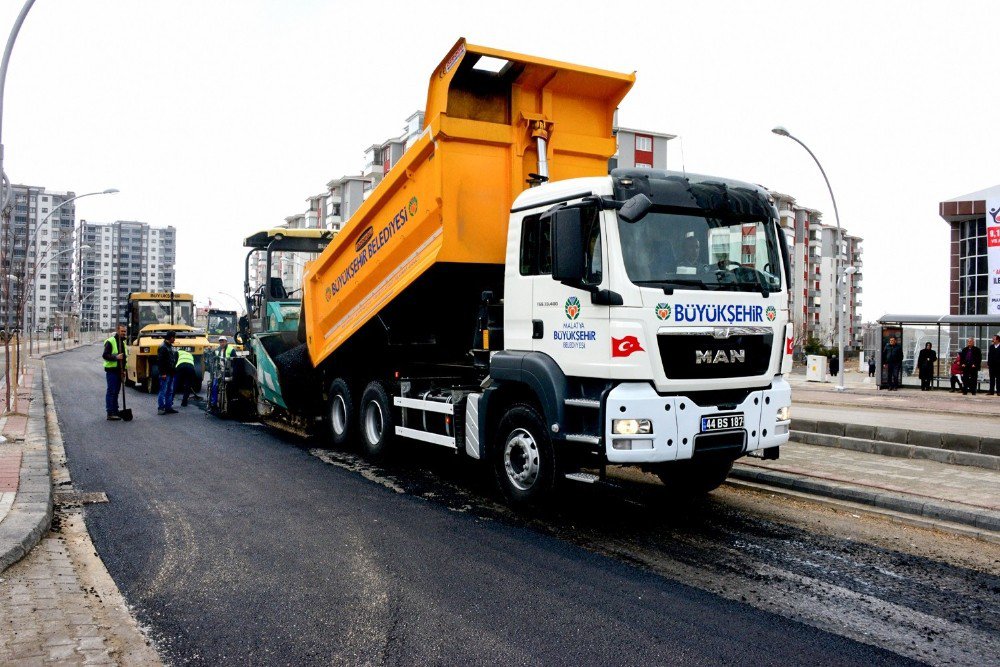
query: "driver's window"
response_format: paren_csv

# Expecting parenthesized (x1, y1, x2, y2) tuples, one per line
(583, 211, 602, 285)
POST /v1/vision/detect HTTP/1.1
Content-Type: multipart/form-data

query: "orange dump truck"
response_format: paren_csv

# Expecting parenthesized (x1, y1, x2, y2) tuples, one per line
(280, 38, 793, 505)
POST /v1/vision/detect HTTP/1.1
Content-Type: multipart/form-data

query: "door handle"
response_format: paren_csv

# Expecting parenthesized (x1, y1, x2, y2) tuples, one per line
(532, 320, 543, 339)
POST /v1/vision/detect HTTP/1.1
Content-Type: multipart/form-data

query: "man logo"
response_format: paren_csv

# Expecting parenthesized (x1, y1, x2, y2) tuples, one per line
(654, 303, 671, 321)
(354, 226, 374, 252)
(695, 349, 746, 364)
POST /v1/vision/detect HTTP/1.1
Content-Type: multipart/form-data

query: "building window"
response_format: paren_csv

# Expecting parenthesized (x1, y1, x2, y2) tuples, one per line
(634, 134, 653, 168)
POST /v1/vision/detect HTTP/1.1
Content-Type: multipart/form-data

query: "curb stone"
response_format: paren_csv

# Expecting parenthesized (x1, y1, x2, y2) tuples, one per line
(731, 465, 1000, 533)
(0, 342, 94, 573)
(0, 360, 53, 573)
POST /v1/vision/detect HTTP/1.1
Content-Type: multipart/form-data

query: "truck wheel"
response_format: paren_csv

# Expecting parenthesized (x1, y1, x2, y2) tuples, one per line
(358, 381, 394, 459)
(493, 404, 556, 507)
(656, 458, 734, 495)
(326, 378, 354, 448)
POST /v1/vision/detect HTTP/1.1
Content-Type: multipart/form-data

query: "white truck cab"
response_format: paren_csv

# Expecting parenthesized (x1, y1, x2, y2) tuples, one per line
(483, 168, 793, 500)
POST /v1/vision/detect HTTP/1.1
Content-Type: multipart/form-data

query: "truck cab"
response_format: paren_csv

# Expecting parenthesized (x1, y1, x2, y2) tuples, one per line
(494, 170, 792, 493)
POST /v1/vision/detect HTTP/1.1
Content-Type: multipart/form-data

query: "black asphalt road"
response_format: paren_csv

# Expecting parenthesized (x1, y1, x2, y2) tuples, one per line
(49, 346, 923, 665)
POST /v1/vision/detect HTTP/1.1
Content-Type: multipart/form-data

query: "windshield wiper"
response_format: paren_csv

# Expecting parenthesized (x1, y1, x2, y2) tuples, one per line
(634, 278, 708, 295)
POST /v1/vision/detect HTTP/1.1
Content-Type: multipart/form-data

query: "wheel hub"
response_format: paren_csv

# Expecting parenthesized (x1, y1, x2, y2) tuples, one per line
(363, 400, 384, 445)
(331, 395, 347, 435)
(503, 428, 539, 491)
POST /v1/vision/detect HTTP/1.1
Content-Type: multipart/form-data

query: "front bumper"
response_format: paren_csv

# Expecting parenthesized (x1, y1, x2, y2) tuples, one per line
(603, 378, 791, 464)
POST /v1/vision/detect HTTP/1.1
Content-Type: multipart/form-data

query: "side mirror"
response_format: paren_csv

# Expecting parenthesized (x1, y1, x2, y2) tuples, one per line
(618, 193, 652, 223)
(550, 208, 586, 282)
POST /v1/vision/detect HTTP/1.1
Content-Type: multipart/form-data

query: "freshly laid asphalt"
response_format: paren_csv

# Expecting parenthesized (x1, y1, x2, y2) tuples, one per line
(47, 346, 921, 665)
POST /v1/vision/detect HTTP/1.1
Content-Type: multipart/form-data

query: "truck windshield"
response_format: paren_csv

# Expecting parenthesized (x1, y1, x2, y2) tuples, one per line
(207, 312, 237, 336)
(618, 211, 782, 293)
(135, 300, 195, 328)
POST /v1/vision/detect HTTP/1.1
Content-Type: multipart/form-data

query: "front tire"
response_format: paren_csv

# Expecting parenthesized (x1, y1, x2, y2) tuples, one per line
(358, 381, 394, 459)
(326, 378, 355, 448)
(492, 404, 556, 507)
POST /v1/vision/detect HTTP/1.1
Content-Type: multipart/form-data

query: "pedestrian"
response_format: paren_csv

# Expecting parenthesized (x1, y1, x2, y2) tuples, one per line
(102, 324, 128, 421)
(987, 334, 1000, 396)
(950, 355, 964, 393)
(959, 336, 982, 396)
(916, 342, 937, 391)
(157, 331, 178, 415)
(829, 354, 839, 378)
(174, 346, 200, 407)
(868, 357, 875, 377)
(883, 336, 903, 390)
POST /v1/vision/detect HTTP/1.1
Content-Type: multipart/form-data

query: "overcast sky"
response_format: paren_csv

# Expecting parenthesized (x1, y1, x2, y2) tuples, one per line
(2, 0, 997, 320)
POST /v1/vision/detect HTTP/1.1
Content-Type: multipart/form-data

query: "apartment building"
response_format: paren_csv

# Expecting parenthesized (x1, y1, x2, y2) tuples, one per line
(75, 220, 176, 330)
(611, 126, 674, 170)
(772, 191, 863, 352)
(0, 185, 76, 331)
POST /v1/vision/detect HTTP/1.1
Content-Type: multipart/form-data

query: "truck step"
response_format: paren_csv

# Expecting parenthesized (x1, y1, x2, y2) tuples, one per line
(564, 398, 600, 409)
(565, 434, 601, 445)
(564, 472, 601, 484)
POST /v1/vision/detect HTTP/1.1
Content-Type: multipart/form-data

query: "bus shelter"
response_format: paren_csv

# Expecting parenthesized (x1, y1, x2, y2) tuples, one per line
(873, 314, 1000, 390)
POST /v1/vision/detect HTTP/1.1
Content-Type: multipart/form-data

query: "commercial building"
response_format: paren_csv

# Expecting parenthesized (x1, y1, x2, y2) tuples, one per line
(938, 185, 1000, 352)
(74, 220, 177, 330)
(771, 191, 863, 353)
(0, 184, 76, 331)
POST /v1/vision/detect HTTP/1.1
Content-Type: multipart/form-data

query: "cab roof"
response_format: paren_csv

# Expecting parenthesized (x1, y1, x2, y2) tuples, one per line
(244, 228, 335, 251)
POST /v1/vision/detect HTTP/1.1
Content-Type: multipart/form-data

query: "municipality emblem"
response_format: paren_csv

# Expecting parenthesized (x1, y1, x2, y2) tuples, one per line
(564, 296, 581, 320)
(766, 306, 777, 322)
(655, 303, 671, 321)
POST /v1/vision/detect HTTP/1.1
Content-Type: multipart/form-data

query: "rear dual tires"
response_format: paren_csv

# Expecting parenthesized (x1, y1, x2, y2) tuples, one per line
(492, 404, 556, 508)
(358, 380, 395, 460)
(325, 378, 355, 448)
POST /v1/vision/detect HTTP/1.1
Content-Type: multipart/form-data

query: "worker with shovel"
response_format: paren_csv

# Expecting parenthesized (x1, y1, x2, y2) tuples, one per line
(103, 323, 129, 421)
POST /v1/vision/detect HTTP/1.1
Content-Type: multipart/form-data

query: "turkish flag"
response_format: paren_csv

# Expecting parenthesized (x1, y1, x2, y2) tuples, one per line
(612, 336, 645, 357)
(786, 337, 794, 355)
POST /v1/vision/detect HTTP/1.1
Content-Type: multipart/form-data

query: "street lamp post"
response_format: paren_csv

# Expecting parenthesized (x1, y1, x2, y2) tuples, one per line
(25, 244, 91, 359)
(772, 126, 848, 391)
(19, 189, 115, 350)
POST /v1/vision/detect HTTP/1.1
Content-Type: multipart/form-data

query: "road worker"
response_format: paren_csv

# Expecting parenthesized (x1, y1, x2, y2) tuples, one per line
(102, 324, 128, 420)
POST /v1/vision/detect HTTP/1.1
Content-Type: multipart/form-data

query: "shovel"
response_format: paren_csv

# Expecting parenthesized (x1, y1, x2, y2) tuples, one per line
(118, 363, 133, 422)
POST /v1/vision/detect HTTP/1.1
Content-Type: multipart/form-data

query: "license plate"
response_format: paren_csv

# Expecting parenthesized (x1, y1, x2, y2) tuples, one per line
(701, 414, 744, 432)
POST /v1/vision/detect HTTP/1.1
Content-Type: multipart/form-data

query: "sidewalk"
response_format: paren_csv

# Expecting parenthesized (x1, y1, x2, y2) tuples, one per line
(0, 343, 157, 664)
(723, 369, 1000, 535)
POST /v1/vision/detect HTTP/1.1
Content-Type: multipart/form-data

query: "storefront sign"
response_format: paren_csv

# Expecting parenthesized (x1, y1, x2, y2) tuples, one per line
(988, 198, 1000, 315)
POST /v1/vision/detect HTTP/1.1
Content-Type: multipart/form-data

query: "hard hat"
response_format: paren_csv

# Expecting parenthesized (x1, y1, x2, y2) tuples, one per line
(218, 336, 228, 342)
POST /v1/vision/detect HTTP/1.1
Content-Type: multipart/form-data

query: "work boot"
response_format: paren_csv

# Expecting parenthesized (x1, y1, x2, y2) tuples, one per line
(157, 409, 166, 415)
(181, 398, 188, 407)
(107, 414, 121, 421)
(165, 408, 178, 414)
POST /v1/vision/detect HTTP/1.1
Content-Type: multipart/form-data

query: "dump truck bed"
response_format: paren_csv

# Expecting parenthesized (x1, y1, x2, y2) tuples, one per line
(303, 38, 634, 367)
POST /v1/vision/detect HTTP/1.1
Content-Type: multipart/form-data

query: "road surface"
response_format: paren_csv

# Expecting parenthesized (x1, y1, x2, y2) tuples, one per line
(48, 346, 998, 665)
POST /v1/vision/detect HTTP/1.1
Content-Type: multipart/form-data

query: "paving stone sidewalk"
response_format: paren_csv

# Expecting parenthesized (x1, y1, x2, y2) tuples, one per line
(0, 346, 159, 664)
(734, 441, 1000, 532)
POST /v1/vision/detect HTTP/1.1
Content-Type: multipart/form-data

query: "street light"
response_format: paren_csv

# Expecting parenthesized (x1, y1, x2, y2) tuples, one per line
(18, 188, 115, 331)
(24, 244, 91, 357)
(771, 126, 848, 391)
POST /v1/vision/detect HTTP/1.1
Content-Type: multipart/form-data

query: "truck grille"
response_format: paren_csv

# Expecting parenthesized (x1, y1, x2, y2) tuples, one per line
(657, 333, 773, 379)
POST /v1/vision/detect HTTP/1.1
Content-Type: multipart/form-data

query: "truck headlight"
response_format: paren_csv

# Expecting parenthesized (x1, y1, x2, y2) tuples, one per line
(140, 347, 150, 353)
(612, 419, 652, 435)
(776, 406, 791, 421)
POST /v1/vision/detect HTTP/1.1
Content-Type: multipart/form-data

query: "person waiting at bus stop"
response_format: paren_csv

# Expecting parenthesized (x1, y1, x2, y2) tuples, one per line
(959, 337, 982, 396)
(157, 331, 178, 415)
(175, 346, 201, 407)
(917, 342, 937, 391)
(102, 324, 128, 420)
(883, 336, 903, 390)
